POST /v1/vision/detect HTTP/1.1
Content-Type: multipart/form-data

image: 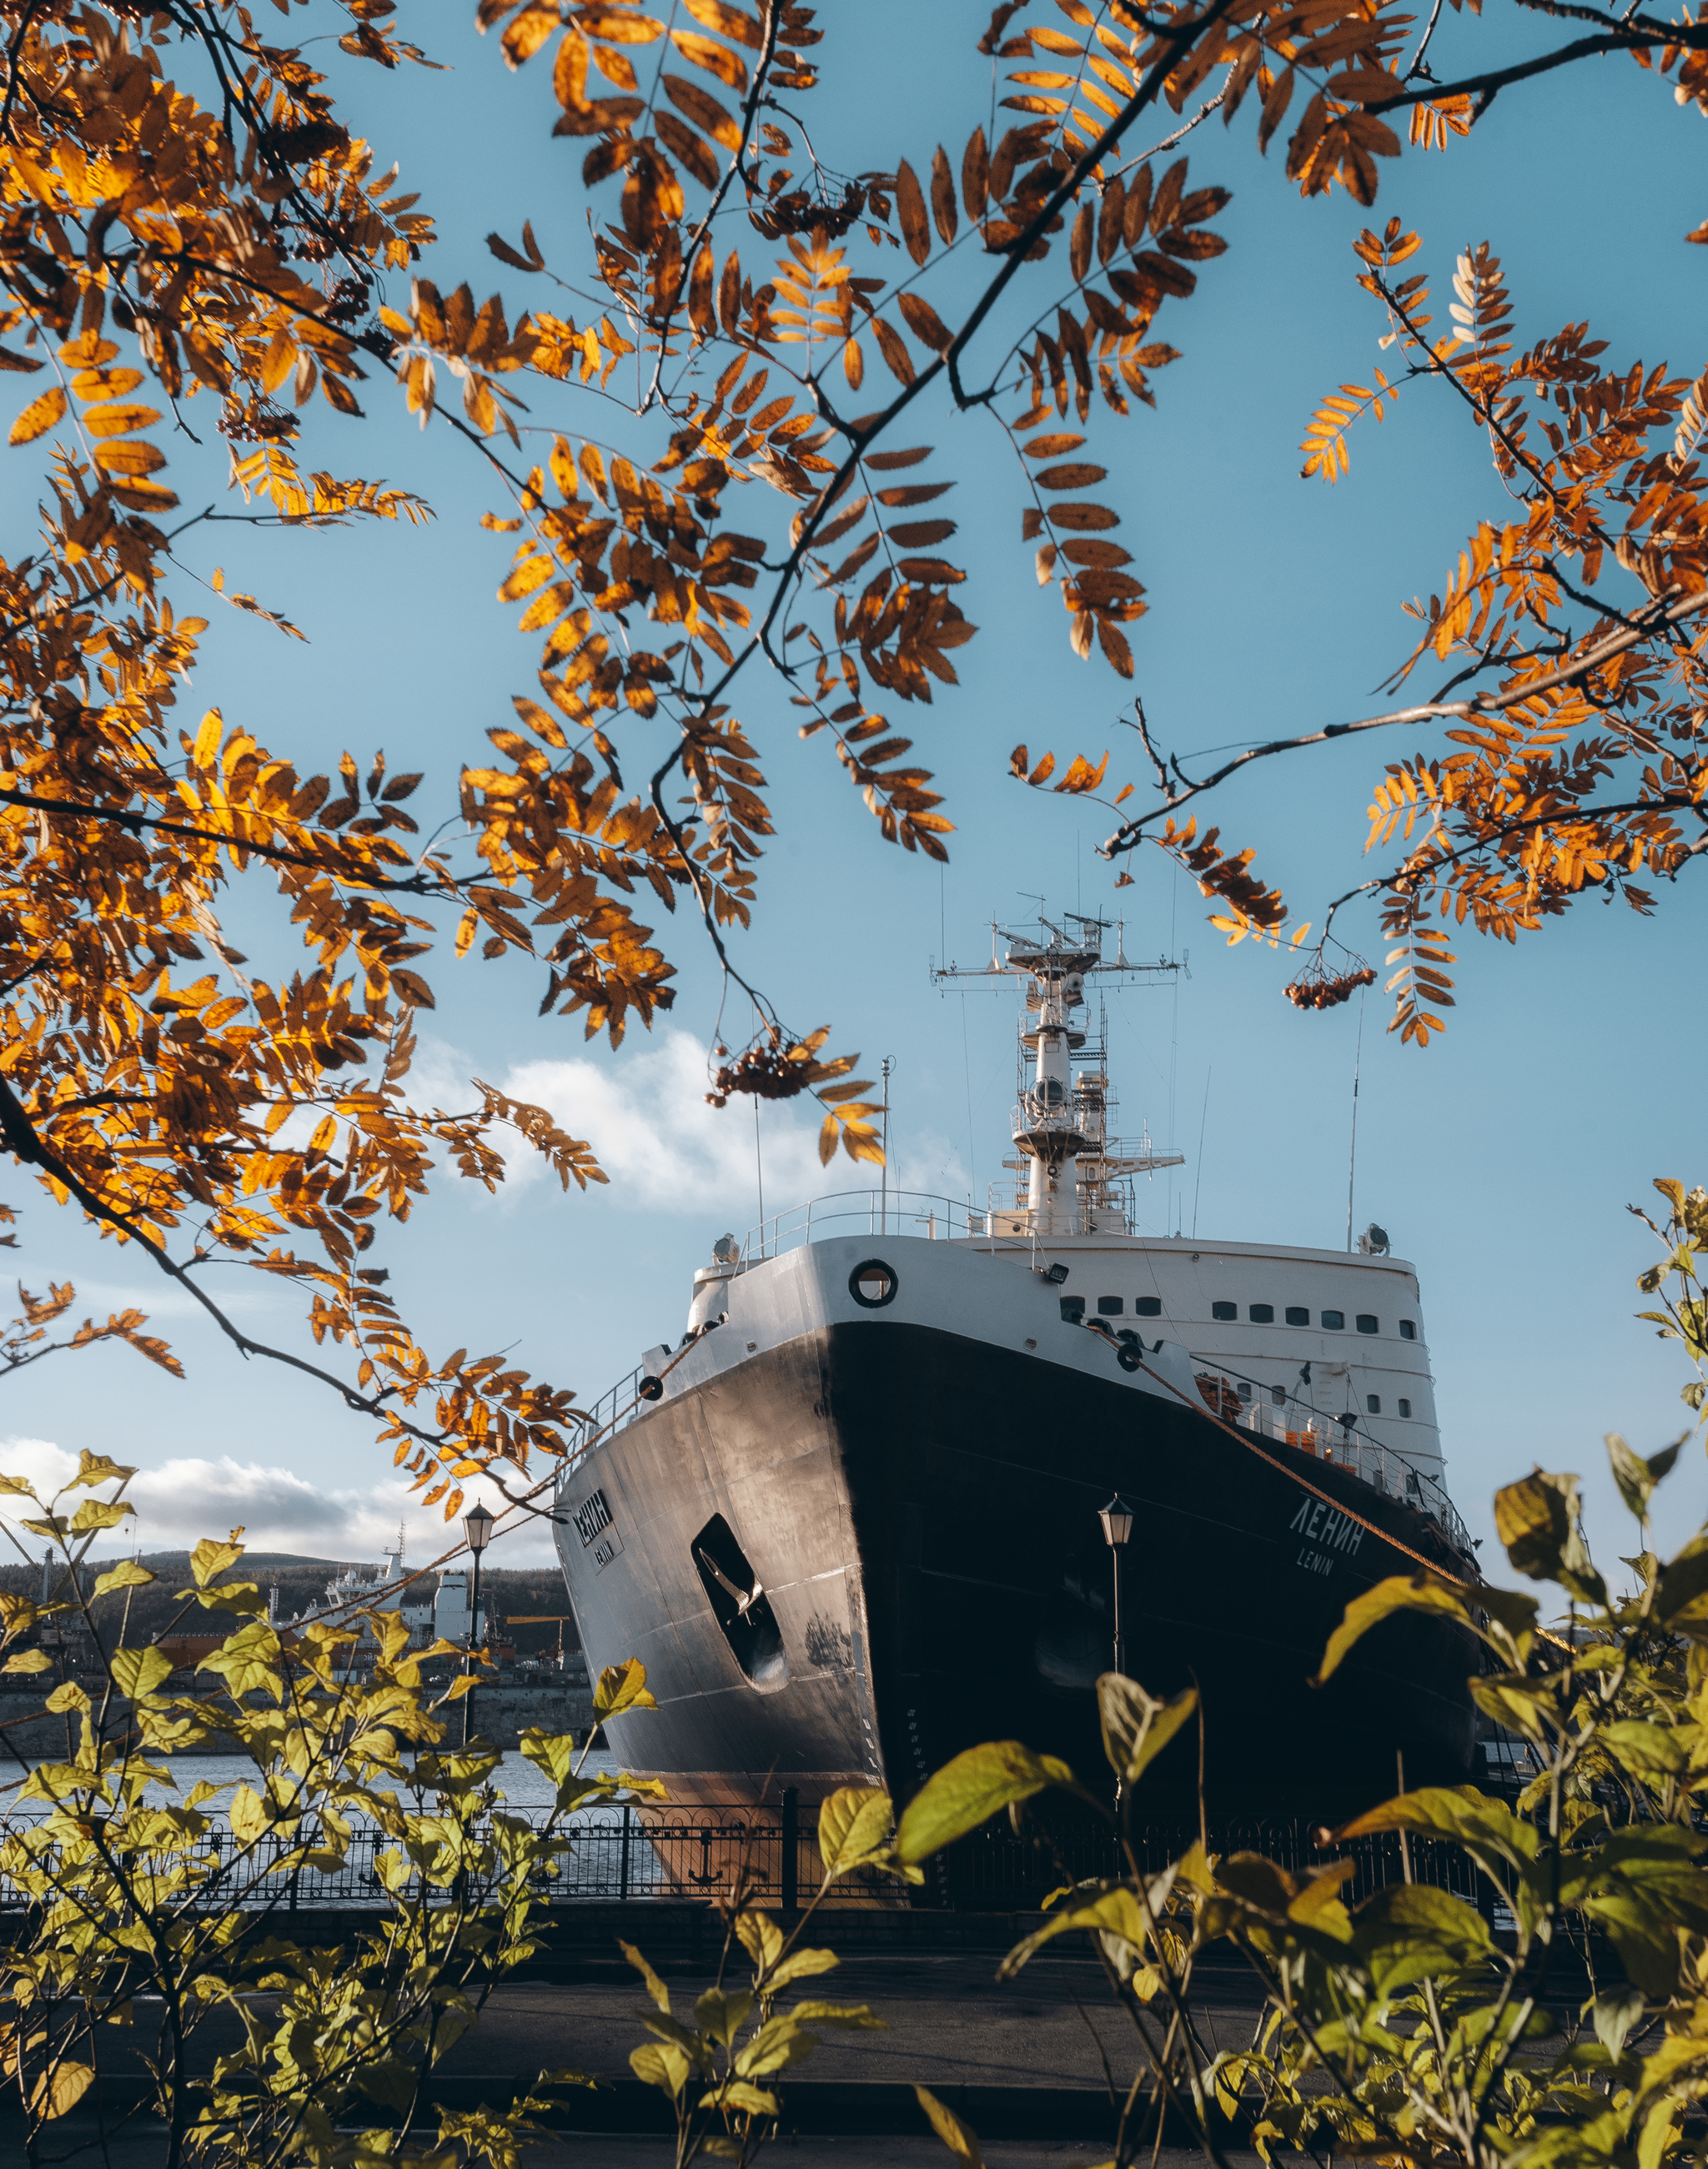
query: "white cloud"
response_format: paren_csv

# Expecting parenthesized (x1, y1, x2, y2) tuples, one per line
(0, 1437, 560, 1568)
(414, 1027, 968, 1233)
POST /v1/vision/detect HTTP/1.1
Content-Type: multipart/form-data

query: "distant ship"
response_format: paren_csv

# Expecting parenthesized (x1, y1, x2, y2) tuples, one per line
(553, 917, 1477, 1820)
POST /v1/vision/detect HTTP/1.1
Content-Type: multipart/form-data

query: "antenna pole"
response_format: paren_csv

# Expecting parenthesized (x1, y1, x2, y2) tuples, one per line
(1191, 1070, 1212, 1240)
(1346, 987, 1365, 1252)
(880, 1057, 893, 1232)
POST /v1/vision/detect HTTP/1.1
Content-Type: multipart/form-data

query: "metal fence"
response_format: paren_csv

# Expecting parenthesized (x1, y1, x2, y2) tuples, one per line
(0, 1801, 1489, 1915)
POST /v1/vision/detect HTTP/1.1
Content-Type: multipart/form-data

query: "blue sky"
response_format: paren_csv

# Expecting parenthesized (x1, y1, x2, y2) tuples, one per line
(2, 3, 1704, 1594)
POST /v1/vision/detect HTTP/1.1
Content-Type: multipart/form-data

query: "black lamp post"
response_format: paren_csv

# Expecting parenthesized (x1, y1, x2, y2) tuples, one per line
(1098, 1495, 1133, 1677)
(460, 1500, 495, 1746)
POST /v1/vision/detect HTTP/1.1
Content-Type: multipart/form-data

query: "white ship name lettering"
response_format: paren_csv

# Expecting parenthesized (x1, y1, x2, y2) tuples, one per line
(1287, 1496, 1364, 1559)
(572, 1488, 614, 1549)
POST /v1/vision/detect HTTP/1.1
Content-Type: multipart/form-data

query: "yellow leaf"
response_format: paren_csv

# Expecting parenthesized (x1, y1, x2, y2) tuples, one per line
(82, 401, 163, 437)
(10, 385, 67, 445)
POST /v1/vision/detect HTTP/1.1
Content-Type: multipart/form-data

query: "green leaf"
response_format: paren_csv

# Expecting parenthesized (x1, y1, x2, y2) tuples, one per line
(1606, 1433, 1684, 1523)
(734, 2016, 816, 2079)
(770, 1946, 840, 1990)
(915, 2083, 986, 2168)
(1494, 1470, 1606, 1604)
(1312, 1572, 1474, 1685)
(819, 1784, 894, 1873)
(1335, 1785, 1539, 1877)
(1352, 1881, 1494, 1993)
(109, 1645, 173, 1701)
(1097, 1674, 1197, 1784)
(1655, 1534, 1708, 1627)
(895, 1741, 1078, 1865)
(594, 1656, 656, 1719)
(703, 2079, 778, 2118)
(194, 1619, 282, 1697)
(30, 2061, 95, 2121)
(68, 1451, 134, 1492)
(518, 1727, 579, 1787)
(188, 1537, 245, 1588)
(630, 2041, 689, 2098)
(620, 1938, 670, 2013)
(1588, 1984, 1645, 2059)
(734, 1909, 785, 1972)
(999, 1880, 1156, 1977)
(91, 1559, 153, 1599)
(1600, 1720, 1686, 1777)
(68, 1497, 132, 1534)
(693, 1986, 752, 2046)
(787, 2001, 886, 2029)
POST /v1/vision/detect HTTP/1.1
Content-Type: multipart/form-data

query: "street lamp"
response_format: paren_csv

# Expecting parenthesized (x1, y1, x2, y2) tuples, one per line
(1098, 1495, 1132, 1677)
(460, 1499, 495, 1746)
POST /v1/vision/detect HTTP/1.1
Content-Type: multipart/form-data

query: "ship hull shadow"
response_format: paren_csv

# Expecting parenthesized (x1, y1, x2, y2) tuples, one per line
(554, 1320, 1477, 1828)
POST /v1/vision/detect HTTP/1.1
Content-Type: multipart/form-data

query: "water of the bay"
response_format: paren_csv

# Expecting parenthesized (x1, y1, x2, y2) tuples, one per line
(6, 1750, 624, 1820)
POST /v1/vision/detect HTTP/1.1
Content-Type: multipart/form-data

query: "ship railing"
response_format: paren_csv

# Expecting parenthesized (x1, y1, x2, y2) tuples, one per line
(1230, 1404, 1473, 1552)
(741, 1187, 1001, 1263)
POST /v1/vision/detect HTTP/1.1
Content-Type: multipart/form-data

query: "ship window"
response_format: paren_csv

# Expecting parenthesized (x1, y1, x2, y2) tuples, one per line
(1285, 1306, 1309, 1326)
(1238, 1381, 1253, 1403)
(1060, 1295, 1085, 1322)
(1399, 1398, 1412, 1418)
(1097, 1296, 1123, 1315)
(1356, 1313, 1379, 1335)
(1135, 1296, 1163, 1317)
(1322, 1310, 1344, 1331)
(691, 1514, 789, 1693)
(1249, 1303, 1273, 1323)
(1367, 1393, 1381, 1414)
(1270, 1384, 1286, 1406)
(1211, 1300, 1237, 1321)
(1399, 1319, 1416, 1341)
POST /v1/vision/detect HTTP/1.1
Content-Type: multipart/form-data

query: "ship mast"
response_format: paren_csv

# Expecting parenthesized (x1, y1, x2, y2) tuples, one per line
(932, 913, 1183, 1239)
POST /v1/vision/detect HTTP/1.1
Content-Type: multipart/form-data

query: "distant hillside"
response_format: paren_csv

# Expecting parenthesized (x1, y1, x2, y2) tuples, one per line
(0, 1554, 579, 1658)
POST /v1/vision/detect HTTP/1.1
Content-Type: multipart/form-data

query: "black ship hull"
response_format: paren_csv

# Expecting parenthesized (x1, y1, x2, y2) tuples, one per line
(554, 1308, 1477, 1825)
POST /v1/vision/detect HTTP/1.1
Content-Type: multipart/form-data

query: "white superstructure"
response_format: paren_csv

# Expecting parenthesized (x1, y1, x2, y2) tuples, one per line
(571, 915, 1464, 1554)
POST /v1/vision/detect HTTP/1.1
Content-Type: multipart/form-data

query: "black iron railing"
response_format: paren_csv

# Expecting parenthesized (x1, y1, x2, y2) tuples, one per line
(0, 1799, 1486, 1915)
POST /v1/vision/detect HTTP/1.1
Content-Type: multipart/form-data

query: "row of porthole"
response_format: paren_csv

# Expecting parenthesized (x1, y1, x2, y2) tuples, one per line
(1237, 1381, 1415, 1419)
(1083, 1293, 1416, 1338)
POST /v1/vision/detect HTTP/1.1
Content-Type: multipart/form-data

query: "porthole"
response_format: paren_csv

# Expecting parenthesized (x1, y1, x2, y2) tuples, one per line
(1270, 1384, 1286, 1405)
(1135, 1296, 1163, 1318)
(1399, 1398, 1412, 1418)
(1356, 1313, 1378, 1335)
(1238, 1381, 1253, 1403)
(1399, 1319, 1416, 1341)
(1322, 1310, 1344, 1331)
(1249, 1303, 1274, 1323)
(1060, 1295, 1086, 1322)
(1211, 1300, 1237, 1321)
(1366, 1393, 1381, 1414)
(1097, 1296, 1123, 1315)
(849, 1258, 898, 1308)
(1285, 1306, 1309, 1327)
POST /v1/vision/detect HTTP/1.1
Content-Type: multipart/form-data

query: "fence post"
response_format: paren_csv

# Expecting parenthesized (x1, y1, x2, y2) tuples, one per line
(781, 1787, 798, 1913)
(619, 1802, 632, 1901)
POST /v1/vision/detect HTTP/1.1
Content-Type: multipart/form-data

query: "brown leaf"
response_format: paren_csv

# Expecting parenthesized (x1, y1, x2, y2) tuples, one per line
(897, 292, 953, 354)
(930, 145, 958, 244)
(889, 519, 957, 546)
(663, 73, 742, 149)
(1035, 462, 1107, 489)
(877, 482, 953, 507)
(1022, 432, 1086, 457)
(1047, 501, 1119, 530)
(962, 126, 988, 219)
(872, 318, 916, 385)
(580, 8, 665, 39)
(1062, 538, 1131, 567)
(656, 113, 719, 188)
(896, 159, 931, 266)
(897, 557, 964, 584)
